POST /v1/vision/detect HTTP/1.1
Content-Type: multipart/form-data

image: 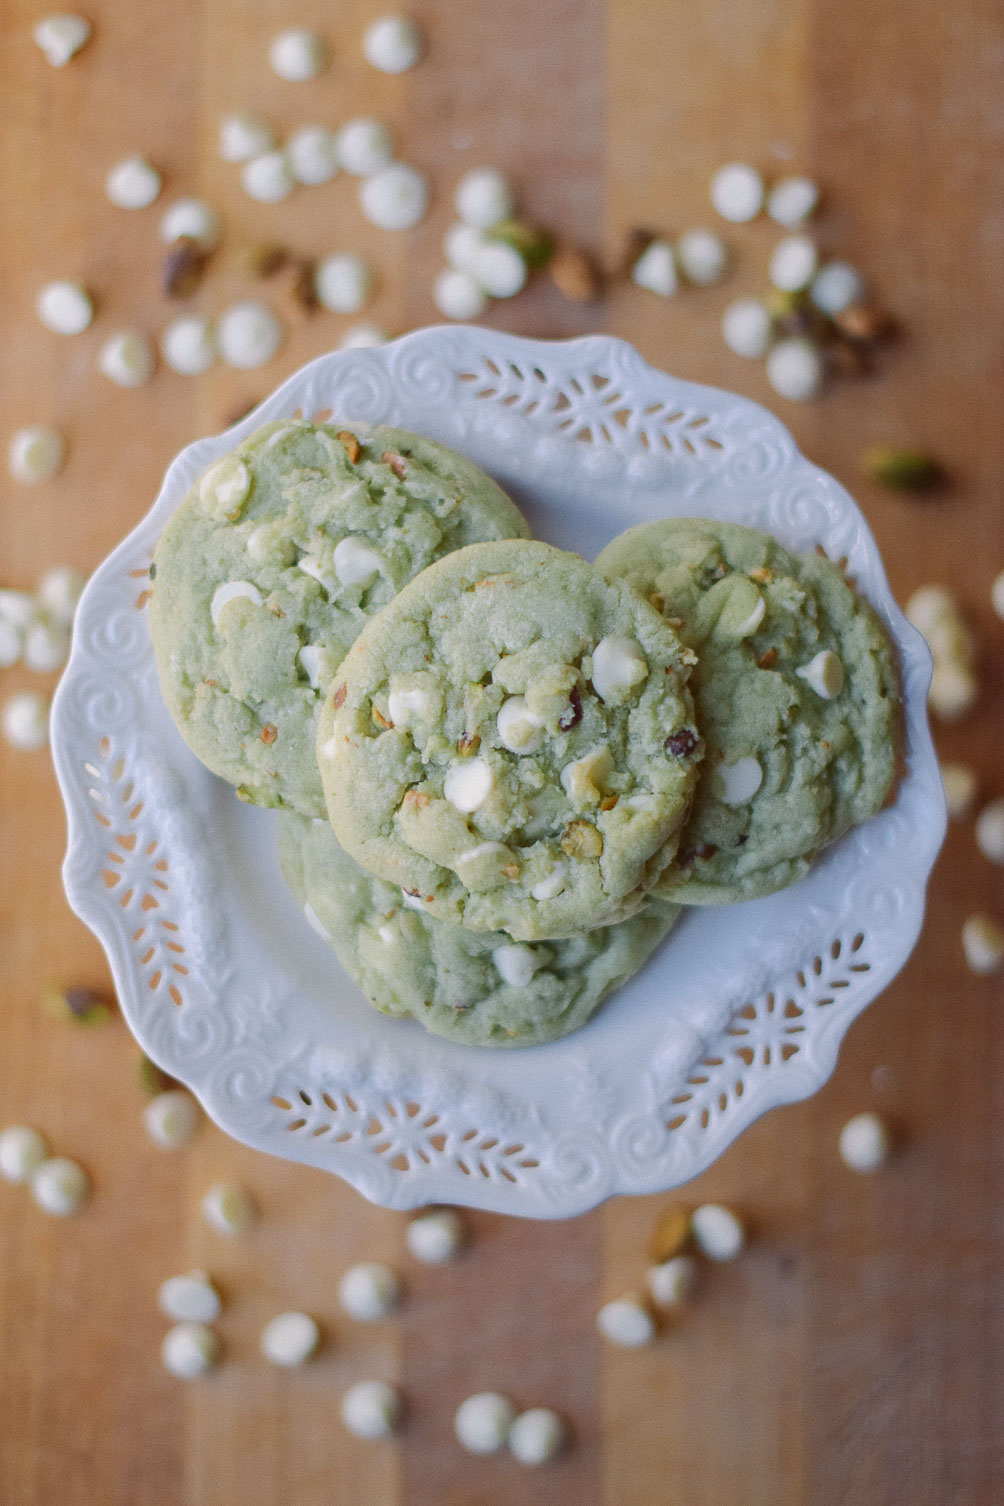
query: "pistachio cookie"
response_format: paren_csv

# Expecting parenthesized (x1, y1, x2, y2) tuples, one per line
(150, 420, 529, 815)
(279, 813, 682, 1047)
(597, 518, 901, 904)
(317, 540, 701, 941)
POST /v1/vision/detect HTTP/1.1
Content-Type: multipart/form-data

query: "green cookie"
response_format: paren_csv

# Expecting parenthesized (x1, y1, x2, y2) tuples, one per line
(597, 518, 901, 905)
(317, 539, 700, 941)
(278, 812, 681, 1048)
(150, 420, 529, 815)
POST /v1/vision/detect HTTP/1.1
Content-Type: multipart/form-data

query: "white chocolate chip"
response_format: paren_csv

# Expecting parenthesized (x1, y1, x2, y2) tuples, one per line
(360, 164, 429, 231)
(0, 1125, 50, 1183)
(98, 330, 155, 388)
(161, 1322, 218, 1379)
(338, 1262, 400, 1321)
(434, 268, 488, 321)
(496, 696, 544, 754)
(530, 864, 567, 901)
(766, 337, 824, 401)
(2, 690, 49, 750)
(401, 889, 429, 912)
(297, 645, 328, 691)
(260, 1311, 320, 1366)
(0, 620, 22, 668)
(159, 198, 221, 250)
(928, 662, 978, 721)
(210, 581, 263, 627)
(722, 297, 773, 359)
(469, 240, 527, 299)
(962, 914, 1004, 974)
(454, 1392, 516, 1454)
(158, 1272, 222, 1324)
(315, 253, 371, 313)
(691, 1202, 745, 1260)
(269, 27, 328, 81)
(363, 15, 423, 73)
(596, 1296, 655, 1347)
(443, 758, 494, 812)
(767, 175, 820, 228)
(287, 124, 338, 185)
(143, 1089, 199, 1149)
(341, 1380, 403, 1438)
(975, 799, 1004, 864)
(675, 228, 729, 286)
(333, 536, 382, 587)
(31, 1156, 89, 1216)
(714, 755, 763, 806)
(387, 686, 431, 724)
(492, 944, 541, 988)
(36, 280, 94, 335)
(217, 302, 282, 370)
(509, 1408, 566, 1466)
(406, 1208, 465, 1264)
(647, 1254, 699, 1307)
(303, 902, 330, 938)
(334, 117, 394, 177)
(631, 239, 677, 297)
(298, 555, 338, 594)
(201, 1181, 256, 1235)
(991, 569, 1004, 621)
(8, 426, 65, 484)
(23, 620, 69, 673)
(444, 221, 487, 272)
(770, 234, 819, 292)
(561, 746, 613, 803)
(710, 162, 764, 223)
(838, 1112, 892, 1172)
(940, 761, 978, 820)
(0, 589, 39, 628)
(338, 323, 387, 350)
(199, 454, 251, 517)
(218, 115, 275, 164)
(161, 316, 216, 375)
(809, 261, 865, 316)
(455, 169, 514, 230)
(34, 14, 91, 67)
(241, 150, 294, 203)
(37, 565, 84, 625)
(795, 649, 845, 699)
(105, 155, 161, 209)
(590, 635, 648, 702)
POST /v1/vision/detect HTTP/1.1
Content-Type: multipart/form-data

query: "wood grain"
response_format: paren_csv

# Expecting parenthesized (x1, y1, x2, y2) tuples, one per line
(1, 1, 1002, 1503)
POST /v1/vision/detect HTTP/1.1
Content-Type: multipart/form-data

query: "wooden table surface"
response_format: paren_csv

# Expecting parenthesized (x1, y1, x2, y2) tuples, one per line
(2, 2, 1001, 1502)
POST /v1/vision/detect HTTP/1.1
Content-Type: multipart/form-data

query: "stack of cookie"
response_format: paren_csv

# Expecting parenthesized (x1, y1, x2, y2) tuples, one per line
(151, 419, 900, 1048)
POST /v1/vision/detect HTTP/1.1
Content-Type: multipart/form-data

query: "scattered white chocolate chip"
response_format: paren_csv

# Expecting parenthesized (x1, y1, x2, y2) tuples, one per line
(631, 239, 677, 297)
(210, 581, 263, 627)
(434, 268, 487, 321)
(241, 150, 294, 204)
(303, 902, 330, 937)
(962, 914, 1004, 974)
(991, 569, 1004, 621)
(928, 663, 978, 721)
(509, 1408, 565, 1466)
(217, 301, 282, 369)
(8, 425, 65, 484)
(36, 280, 94, 335)
(161, 316, 216, 376)
(401, 889, 429, 911)
(443, 757, 494, 812)
(338, 1261, 400, 1321)
(287, 125, 338, 185)
(0, 1125, 50, 1184)
(269, 27, 328, 81)
(710, 162, 764, 223)
(34, 13, 91, 67)
(795, 649, 845, 700)
(159, 198, 221, 250)
(940, 761, 977, 820)
(315, 253, 372, 314)
(714, 755, 763, 806)
(387, 686, 430, 724)
(530, 864, 566, 901)
(98, 330, 155, 388)
(161, 1322, 218, 1379)
(341, 1379, 403, 1438)
(37, 565, 84, 625)
(333, 536, 382, 587)
(31, 1156, 89, 1216)
(334, 117, 394, 177)
(809, 261, 865, 316)
(469, 240, 527, 299)
(105, 155, 161, 209)
(219, 115, 275, 164)
(0, 589, 38, 628)
(338, 322, 387, 350)
(590, 635, 648, 702)
(360, 164, 429, 231)
(363, 15, 423, 73)
(143, 1089, 199, 1149)
(492, 944, 541, 988)
(596, 1296, 655, 1347)
(454, 1392, 516, 1454)
(496, 696, 544, 754)
(838, 1112, 891, 1173)
(766, 337, 824, 401)
(406, 1208, 465, 1264)
(158, 1272, 222, 1324)
(443, 221, 486, 272)
(23, 620, 69, 673)
(769, 234, 819, 293)
(766, 175, 819, 227)
(905, 586, 977, 719)
(0, 620, 22, 668)
(455, 168, 514, 230)
(200, 454, 251, 516)
(201, 1181, 256, 1235)
(691, 1202, 745, 1261)
(722, 297, 773, 359)
(298, 555, 337, 594)
(676, 228, 729, 286)
(647, 1254, 699, 1308)
(975, 799, 1004, 864)
(260, 1311, 320, 1366)
(297, 645, 327, 690)
(2, 690, 49, 750)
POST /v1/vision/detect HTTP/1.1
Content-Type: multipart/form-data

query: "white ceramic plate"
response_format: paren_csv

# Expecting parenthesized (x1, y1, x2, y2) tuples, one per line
(51, 328, 944, 1219)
